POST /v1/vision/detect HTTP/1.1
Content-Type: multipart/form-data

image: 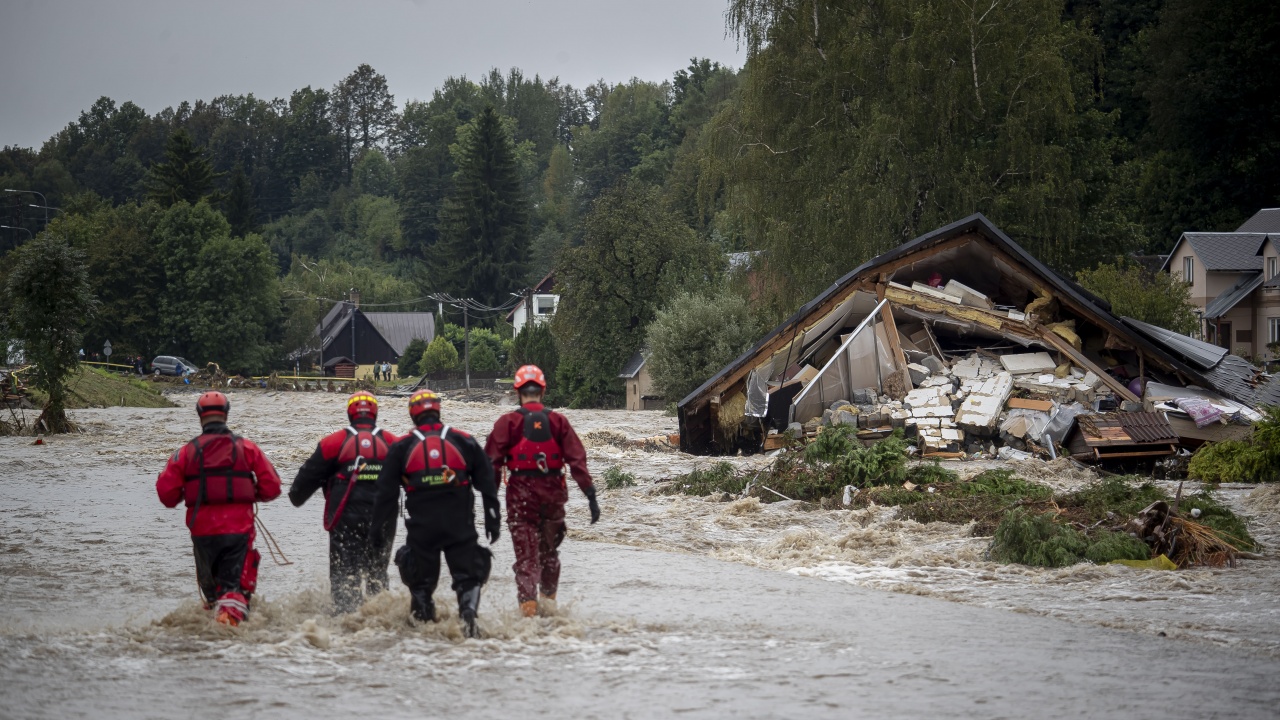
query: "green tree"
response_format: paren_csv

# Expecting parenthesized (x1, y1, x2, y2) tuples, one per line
(147, 129, 218, 206)
(55, 201, 166, 358)
(353, 149, 395, 197)
(713, 0, 1127, 319)
(420, 335, 460, 373)
(646, 287, 760, 403)
(510, 321, 558, 377)
(553, 181, 721, 406)
(3, 235, 96, 433)
(183, 233, 281, 373)
(333, 64, 398, 176)
(224, 164, 256, 236)
(573, 80, 675, 199)
(398, 337, 429, 378)
(436, 106, 529, 307)
(1076, 259, 1199, 335)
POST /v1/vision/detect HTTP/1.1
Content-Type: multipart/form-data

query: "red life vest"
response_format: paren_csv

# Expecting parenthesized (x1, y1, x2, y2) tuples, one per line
(324, 426, 392, 531)
(334, 426, 391, 484)
(505, 407, 563, 475)
(401, 425, 470, 492)
(182, 433, 257, 507)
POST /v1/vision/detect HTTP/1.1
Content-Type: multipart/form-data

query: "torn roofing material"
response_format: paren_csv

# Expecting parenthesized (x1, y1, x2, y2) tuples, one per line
(1203, 272, 1265, 319)
(1122, 317, 1280, 409)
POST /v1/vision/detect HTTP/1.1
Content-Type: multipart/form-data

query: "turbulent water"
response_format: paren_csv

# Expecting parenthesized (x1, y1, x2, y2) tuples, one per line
(2, 391, 1279, 718)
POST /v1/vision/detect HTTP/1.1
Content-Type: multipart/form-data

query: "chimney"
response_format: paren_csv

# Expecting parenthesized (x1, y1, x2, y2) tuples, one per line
(349, 288, 361, 308)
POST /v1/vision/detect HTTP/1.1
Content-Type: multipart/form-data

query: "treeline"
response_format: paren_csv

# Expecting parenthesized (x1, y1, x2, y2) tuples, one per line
(2, 0, 1275, 406)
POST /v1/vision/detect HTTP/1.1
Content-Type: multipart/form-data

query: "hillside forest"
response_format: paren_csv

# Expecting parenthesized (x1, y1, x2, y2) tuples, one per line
(1, 0, 1276, 407)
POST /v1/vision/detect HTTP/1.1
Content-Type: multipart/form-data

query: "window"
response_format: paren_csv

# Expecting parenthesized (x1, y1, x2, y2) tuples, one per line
(1270, 256, 1278, 280)
(1271, 317, 1280, 344)
(1183, 256, 1195, 285)
(534, 296, 556, 315)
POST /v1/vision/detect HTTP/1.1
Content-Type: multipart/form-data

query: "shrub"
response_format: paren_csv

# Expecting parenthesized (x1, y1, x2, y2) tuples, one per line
(907, 461, 960, 485)
(961, 469, 1053, 501)
(1188, 408, 1280, 483)
(1076, 258, 1199, 335)
(990, 509, 1091, 567)
(602, 466, 638, 489)
(419, 335, 459, 373)
(662, 462, 744, 496)
(646, 286, 759, 403)
(468, 341, 500, 372)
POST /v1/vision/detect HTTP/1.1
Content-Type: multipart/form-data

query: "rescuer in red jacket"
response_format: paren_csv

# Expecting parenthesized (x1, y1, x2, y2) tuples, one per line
(370, 390, 500, 638)
(485, 365, 600, 618)
(156, 391, 282, 626)
(289, 392, 401, 613)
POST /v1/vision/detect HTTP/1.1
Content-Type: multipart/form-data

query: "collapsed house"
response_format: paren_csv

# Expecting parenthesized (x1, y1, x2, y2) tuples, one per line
(678, 214, 1279, 457)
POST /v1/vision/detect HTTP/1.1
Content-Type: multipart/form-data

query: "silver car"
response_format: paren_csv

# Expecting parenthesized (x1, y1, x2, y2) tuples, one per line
(150, 355, 198, 376)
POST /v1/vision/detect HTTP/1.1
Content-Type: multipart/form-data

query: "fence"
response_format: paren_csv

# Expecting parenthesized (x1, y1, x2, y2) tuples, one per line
(418, 370, 506, 392)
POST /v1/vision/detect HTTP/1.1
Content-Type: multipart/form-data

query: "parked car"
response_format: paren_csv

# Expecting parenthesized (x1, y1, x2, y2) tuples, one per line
(151, 356, 198, 376)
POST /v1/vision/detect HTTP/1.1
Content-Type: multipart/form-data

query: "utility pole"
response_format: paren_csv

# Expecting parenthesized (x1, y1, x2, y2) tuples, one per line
(463, 304, 471, 393)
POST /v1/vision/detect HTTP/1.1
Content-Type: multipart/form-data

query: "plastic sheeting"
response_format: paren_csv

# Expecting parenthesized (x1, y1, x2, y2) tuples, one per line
(745, 367, 769, 418)
(788, 299, 891, 424)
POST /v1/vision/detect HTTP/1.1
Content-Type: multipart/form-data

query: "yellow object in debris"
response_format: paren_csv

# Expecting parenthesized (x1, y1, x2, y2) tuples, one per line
(1054, 363, 1071, 379)
(1110, 554, 1178, 571)
(1046, 321, 1083, 350)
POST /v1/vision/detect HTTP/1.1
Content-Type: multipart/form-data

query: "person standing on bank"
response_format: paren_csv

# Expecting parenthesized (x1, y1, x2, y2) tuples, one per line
(485, 365, 600, 618)
(369, 390, 500, 637)
(289, 392, 400, 613)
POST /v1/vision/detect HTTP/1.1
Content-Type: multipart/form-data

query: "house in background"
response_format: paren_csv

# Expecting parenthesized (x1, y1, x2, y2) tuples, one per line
(619, 351, 663, 411)
(1161, 208, 1280, 359)
(507, 272, 558, 338)
(315, 290, 435, 372)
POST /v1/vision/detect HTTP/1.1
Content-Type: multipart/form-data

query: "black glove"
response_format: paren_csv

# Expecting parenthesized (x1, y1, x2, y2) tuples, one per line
(585, 486, 600, 525)
(483, 495, 502, 543)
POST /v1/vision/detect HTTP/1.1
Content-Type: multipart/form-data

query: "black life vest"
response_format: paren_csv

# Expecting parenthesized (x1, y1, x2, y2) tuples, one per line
(505, 406, 563, 475)
(182, 432, 256, 507)
(401, 425, 470, 492)
(335, 426, 391, 484)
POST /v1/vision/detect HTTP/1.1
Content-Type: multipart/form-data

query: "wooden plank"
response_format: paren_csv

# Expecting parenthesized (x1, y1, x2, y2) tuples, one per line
(1036, 327, 1140, 403)
(922, 451, 965, 459)
(884, 285, 1028, 335)
(875, 284, 910, 382)
(1007, 397, 1054, 412)
(870, 233, 980, 276)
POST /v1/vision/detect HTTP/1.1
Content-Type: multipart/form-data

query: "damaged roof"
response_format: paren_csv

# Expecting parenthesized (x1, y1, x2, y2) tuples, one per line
(1122, 317, 1280, 409)
(679, 213, 1279, 454)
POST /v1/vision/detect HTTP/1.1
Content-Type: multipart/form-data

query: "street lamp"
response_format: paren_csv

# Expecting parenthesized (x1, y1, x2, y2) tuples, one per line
(30, 204, 64, 219)
(0, 225, 33, 240)
(3, 189, 48, 225)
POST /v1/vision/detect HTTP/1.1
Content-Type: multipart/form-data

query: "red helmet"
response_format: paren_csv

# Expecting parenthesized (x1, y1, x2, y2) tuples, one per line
(513, 365, 546, 390)
(196, 391, 230, 420)
(346, 392, 378, 422)
(408, 390, 441, 419)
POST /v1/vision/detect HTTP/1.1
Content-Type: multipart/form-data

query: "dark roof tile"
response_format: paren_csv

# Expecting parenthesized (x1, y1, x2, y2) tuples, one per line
(1181, 233, 1266, 271)
(1236, 208, 1280, 233)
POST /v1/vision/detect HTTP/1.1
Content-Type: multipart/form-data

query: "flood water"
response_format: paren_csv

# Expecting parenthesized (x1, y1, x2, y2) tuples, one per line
(2, 391, 1278, 718)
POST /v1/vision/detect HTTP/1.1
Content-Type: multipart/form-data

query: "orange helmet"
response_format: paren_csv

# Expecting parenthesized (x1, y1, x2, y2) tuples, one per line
(196, 391, 230, 420)
(513, 364, 546, 390)
(408, 390, 441, 420)
(346, 392, 378, 422)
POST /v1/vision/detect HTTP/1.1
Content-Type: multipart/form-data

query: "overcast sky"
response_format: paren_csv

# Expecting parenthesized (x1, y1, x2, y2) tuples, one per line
(0, 0, 744, 150)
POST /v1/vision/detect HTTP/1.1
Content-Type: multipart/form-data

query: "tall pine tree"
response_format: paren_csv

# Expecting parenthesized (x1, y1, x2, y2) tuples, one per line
(436, 105, 529, 308)
(224, 164, 256, 237)
(147, 129, 218, 206)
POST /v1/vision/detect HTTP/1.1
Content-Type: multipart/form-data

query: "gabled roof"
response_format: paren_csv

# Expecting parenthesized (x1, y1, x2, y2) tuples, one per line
(619, 351, 646, 379)
(507, 271, 558, 321)
(323, 355, 355, 367)
(1204, 272, 1264, 319)
(1237, 208, 1280, 233)
(363, 312, 435, 356)
(1165, 233, 1266, 272)
(1124, 317, 1280, 409)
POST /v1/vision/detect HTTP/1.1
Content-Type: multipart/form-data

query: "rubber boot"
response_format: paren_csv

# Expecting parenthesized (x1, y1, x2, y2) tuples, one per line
(458, 586, 482, 638)
(408, 589, 436, 623)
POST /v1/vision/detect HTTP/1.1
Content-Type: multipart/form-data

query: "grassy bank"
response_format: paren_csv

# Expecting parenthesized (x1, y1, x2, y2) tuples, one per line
(27, 366, 174, 409)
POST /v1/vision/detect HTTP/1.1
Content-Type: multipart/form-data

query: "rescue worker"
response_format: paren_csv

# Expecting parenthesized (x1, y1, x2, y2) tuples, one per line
(156, 391, 282, 626)
(370, 390, 500, 637)
(289, 392, 400, 613)
(485, 365, 600, 618)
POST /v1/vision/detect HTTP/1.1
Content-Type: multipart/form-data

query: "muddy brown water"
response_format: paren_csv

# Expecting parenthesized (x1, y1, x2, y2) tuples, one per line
(2, 391, 1278, 718)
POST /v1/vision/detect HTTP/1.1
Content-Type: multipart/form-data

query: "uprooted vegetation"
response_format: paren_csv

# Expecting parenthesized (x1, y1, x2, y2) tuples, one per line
(1187, 406, 1280, 483)
(661, 431, 1258, 569)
